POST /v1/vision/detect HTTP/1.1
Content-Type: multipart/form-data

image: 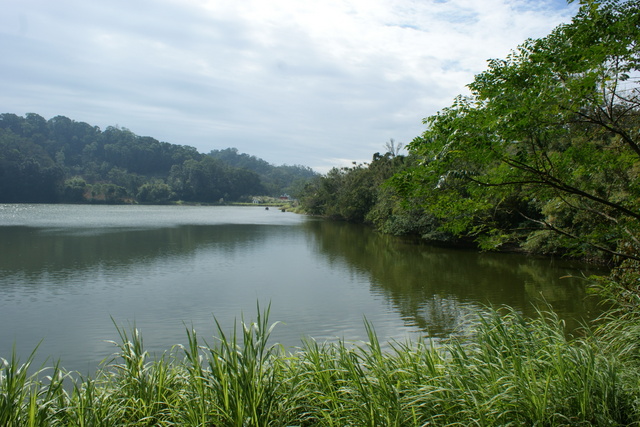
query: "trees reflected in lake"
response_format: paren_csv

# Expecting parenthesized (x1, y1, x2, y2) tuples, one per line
(0, 205, 606, 373)
(302, 220, 606, 335)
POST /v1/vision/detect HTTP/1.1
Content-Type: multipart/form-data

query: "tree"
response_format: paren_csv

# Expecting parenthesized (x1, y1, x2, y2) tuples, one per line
(394, 0, 640, 260)
(384, 138, 403, 157)
(0, 129, 65, 202)
(208, 148, 317, 196)
(61, 176, 88, 202)
(0, 113, 308, 204)
(299, 153, 415, 225)
(137, 180, 173, 204)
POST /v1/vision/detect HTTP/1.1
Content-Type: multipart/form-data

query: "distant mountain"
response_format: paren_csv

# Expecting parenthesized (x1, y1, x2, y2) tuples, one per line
(208, 148, 317, 197)
(0, 113, 316, 204)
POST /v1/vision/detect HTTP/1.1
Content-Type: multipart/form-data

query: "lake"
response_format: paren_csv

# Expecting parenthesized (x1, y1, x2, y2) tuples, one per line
(0, 204, 606, 374)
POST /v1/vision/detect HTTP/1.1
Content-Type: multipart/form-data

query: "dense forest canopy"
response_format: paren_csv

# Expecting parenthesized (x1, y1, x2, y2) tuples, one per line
(397, 0, 640, 261)
(0, 113, 317, 204)
(298, 0, 640, 278)
(208, 148, 316, 197)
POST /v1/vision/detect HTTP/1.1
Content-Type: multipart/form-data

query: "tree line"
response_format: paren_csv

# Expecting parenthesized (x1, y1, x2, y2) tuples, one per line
(0, 114, 316, 204)
(298, 0, 640, 293)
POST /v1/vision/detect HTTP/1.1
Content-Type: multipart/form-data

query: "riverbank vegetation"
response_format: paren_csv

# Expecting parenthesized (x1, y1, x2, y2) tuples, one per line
(2, 303, 639, 426)
(0, 118, 316, 204)
(295, 3, 640, 423)
(2, 0, 640, 424)
(298, 0, 640, 284)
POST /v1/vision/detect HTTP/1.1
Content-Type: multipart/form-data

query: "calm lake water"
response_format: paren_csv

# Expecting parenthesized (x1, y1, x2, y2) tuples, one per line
(0, 204, 606, 374)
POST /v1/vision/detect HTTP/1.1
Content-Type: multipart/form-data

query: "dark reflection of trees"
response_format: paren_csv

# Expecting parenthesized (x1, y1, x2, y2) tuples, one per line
(302, 220, 609, 336)
(0, 218, 610, 338)
(0, 224, 275, 287)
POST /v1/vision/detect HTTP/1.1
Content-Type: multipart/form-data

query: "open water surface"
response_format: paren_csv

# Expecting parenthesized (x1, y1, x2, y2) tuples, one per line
(0, 204, 607, 374)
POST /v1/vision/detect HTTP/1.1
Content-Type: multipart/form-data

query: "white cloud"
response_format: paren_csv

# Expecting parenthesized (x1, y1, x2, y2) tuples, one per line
(0, 0, 578, 172)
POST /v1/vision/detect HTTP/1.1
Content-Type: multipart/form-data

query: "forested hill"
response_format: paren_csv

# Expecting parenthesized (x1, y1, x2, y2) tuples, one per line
(0, 113, 316, 204)
(208, 148, 316, 197)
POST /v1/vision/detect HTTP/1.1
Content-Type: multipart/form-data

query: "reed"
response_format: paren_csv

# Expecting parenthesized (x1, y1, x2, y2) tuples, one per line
(1, 303, 639, 426)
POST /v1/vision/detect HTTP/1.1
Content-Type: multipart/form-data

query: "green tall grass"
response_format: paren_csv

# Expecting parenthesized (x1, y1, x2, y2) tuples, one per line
(1, 303, 639, 426)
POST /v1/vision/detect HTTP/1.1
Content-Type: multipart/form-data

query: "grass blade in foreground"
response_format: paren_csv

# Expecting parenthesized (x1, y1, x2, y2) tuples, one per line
(1, 303, 639, 425)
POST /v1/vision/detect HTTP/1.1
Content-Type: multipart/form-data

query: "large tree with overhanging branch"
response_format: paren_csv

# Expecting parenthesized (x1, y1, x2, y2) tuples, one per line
(394, 0, 640, 271)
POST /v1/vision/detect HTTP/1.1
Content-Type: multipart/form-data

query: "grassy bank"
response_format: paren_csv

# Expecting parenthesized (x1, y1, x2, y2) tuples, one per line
(2, 304, 639, 426)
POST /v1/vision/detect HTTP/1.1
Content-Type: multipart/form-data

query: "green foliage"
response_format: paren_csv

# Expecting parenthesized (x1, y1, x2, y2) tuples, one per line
(1, 305, 639, 425)
(209, 148, 317, 197)
(298, 151, 461, 243)
(61, 176, 88, 203)
(168, 156, 265, 203)
(299, 153, 415, 227)
(0, 128, 65, 203)
(0, 114, 306, 204)
(137, 180, 173, 204)
(394, 0, 640, 262)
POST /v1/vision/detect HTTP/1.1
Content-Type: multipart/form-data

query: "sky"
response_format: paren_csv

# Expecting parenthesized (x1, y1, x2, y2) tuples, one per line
(1, 0, 579, 173)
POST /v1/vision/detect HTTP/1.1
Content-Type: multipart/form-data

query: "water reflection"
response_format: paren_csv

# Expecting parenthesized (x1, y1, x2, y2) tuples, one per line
(302, 220, 607, 335)
(0, 224, 280, 288)
(0, 215, 606, 335)
(0, 205, 609, 374)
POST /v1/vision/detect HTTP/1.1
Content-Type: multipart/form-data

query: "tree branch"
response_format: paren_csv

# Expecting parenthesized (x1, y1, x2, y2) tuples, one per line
(521, 214, 640, 262)
(500, 156, 640, 221)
